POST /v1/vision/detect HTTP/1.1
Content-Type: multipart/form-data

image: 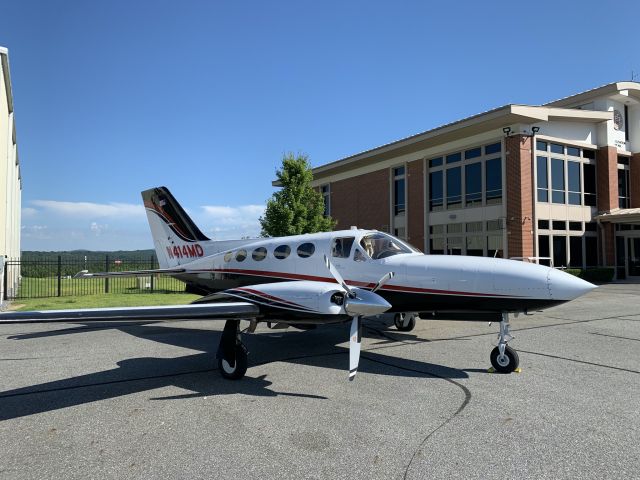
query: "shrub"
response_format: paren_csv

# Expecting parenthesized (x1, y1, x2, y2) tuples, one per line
(564, 267, 615, 283)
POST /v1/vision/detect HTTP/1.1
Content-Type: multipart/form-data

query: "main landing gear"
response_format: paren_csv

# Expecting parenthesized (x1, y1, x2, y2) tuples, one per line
(394, 313, 417, 332)
(217, 319, 248, 380)
(489, 312, 520, 374)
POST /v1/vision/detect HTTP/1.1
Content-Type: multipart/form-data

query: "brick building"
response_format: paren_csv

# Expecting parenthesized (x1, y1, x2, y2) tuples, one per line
(310, 82, 640, 279)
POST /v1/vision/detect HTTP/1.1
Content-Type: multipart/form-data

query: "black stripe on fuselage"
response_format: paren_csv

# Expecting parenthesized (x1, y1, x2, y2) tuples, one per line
(176, 272, 565, 319)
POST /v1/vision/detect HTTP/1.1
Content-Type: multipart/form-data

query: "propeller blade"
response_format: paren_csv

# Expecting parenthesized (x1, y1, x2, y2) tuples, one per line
(323, 255, 355, 298)
(371, 271, 395, 293)
(349, 316, 362, 381)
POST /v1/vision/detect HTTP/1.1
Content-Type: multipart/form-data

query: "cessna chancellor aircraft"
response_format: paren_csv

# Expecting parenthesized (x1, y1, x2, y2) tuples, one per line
(1, 187, 596, 380)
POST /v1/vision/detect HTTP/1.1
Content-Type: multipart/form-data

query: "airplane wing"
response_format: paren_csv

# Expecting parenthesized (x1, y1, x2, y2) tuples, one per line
(73, 267, 187, 278)
(0, 302, 259, 324)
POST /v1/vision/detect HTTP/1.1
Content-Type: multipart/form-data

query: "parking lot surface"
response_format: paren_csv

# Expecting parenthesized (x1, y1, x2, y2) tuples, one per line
(1, 283, 639, 479)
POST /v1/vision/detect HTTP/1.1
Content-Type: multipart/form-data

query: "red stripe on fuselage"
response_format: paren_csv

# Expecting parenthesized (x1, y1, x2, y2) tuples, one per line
(205, 268, 518, 298)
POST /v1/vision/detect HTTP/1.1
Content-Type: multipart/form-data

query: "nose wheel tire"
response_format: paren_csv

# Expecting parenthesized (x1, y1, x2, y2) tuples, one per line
(394, 313, 416, 332)
(490, 345, 519, 374)
(218, 343, 248, 380)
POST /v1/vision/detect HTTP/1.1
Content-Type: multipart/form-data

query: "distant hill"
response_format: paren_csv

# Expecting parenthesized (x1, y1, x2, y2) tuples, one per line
(18, 250, 160, 277)
(21, 250, 157, 261)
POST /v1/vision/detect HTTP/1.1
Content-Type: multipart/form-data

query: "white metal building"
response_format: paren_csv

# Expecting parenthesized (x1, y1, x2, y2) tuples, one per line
(0, 46, 22, 299)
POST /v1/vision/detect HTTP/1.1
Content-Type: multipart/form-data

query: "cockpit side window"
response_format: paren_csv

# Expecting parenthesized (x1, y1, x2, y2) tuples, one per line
(331, 237, 355, 258)
(360, 233, 413, 259)
(354, 249, 367, 262)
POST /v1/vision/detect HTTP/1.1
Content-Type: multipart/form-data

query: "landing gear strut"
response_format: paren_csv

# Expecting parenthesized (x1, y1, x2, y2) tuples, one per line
(490, 313, 519, 373)
(217, 319, 248, 380)
(394, 313, 416, 332)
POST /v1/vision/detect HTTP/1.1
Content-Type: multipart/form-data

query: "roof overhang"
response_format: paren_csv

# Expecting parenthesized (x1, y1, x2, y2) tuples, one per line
(545, 81, 640, 107)
(296, 105, 612, 184)
(595, 208, 640, 224)
(0, 47, 14, 114)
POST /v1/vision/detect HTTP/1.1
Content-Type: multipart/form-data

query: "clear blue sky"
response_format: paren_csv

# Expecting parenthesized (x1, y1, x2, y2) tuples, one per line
(2, 0, 639, 250)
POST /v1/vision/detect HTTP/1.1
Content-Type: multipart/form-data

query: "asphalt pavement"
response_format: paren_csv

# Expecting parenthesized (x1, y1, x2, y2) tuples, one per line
(1, 283, 638, 479)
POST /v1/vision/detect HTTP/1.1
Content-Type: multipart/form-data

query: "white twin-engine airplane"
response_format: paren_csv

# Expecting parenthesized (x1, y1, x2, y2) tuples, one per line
(1, 187, 596, 380)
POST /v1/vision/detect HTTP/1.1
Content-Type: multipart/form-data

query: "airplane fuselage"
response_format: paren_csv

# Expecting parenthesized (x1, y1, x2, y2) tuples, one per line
(164, 229, 592, 319)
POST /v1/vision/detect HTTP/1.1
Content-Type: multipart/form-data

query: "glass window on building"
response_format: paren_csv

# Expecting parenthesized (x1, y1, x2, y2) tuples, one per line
(429, 157, 443, 168)
(466, 221, 483, 233)
(553, 236, 567, 267)
(465, 162, 482, 206)
(585, 236, 598, 267)
(537, 156, 549, 202)
(583, 163, 597, 207)
(321, 185, 330, 216)
(485, 158, 502, 205)
(618, 168, 630, 208)
(447, 236, 463, 255)
(393, 167, 406, 215)
(485, 142, 501, 155)
(429, 171, 443, 211)
(466, 236, 484, 256)
(430, 237, 445, 255)
(551, 158, 565, 204)
(569, 236, 583, 268)
(538, 235, 550, 266)
(465, 147, 481, 159)
(446, 167, 462, 209)
(550, 143, 564, 154)
(536, 140, 548, 151)
(446, 152, 461, 164)
(567, 161, 581, 205)
(447, 223, 463, 234)
(566, 146, 580, 157)
(487, 234, 503, 258)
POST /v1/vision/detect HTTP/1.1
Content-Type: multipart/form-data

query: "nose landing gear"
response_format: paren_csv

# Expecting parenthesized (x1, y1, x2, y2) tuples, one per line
(490, 313, 520, 373)
(394, 313, 417, 332)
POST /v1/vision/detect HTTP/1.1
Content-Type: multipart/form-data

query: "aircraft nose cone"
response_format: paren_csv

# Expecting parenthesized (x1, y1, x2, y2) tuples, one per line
(547, 268, 597, 301)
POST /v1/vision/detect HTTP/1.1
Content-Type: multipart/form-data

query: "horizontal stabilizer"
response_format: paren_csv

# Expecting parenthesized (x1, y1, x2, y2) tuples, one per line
(0, 302, 259, 324)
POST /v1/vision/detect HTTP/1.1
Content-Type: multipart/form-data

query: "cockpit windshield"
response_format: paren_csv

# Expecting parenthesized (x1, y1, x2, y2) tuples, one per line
(359, 233, 416, 260)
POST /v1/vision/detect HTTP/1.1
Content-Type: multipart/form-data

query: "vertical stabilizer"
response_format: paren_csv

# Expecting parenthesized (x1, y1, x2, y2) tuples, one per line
(141, 187, 210, 268)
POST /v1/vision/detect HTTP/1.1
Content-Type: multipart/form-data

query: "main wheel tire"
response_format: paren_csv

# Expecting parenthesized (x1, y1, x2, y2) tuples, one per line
(490, 345, 519, 374)
(218, 344, 248, 380)
(394, 313, 416, 332)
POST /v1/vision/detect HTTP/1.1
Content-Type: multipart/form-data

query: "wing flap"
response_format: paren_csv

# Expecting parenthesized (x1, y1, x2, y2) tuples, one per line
(0, 302, 259, 324)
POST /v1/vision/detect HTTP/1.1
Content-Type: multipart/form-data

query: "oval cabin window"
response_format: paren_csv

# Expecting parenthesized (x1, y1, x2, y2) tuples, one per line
(274, 245, 291, 259)
(297, 243, 315, 258)
(252, 247, 267, 261)
(223, 251, 233, 262)
(235, 250, 247, 262)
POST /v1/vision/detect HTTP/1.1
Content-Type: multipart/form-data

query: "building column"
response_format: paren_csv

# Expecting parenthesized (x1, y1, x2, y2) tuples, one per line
(505, 135, 534, 259)
(407, 159, 424, 250)
(630, 152, 640, 208)
(596, 146, 618, 212)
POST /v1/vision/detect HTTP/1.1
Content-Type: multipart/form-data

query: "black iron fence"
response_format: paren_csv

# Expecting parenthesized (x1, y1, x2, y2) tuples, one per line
(3, 255, 185, 300)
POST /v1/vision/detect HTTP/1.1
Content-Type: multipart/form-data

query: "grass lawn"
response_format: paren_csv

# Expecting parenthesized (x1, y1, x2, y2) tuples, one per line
(11, 292, 201, 312)
(16, 275, 184, 297)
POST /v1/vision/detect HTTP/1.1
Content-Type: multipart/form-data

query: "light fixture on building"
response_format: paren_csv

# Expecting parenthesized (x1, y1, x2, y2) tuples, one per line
(502, 127, 511, 137)
(532, 126, 540, 135)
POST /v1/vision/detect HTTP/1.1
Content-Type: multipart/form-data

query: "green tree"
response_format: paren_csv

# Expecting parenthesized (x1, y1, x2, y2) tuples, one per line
(260, 153, 336, 237)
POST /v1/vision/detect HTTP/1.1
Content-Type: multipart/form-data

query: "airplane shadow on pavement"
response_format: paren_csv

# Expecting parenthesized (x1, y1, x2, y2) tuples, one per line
(0, 321, 468, 421)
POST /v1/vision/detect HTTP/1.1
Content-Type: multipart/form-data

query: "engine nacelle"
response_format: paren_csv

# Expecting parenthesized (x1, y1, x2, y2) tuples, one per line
(221, 281, 391, 317)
